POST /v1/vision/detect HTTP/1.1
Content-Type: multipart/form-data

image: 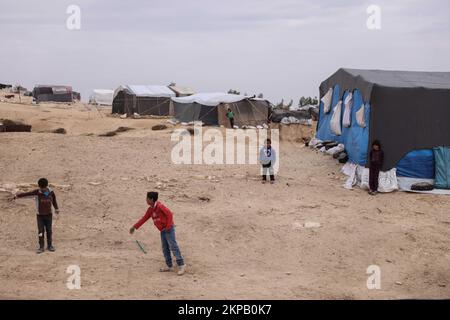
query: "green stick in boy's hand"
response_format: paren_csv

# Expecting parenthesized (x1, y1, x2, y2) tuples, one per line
(135, 240, 147, 254)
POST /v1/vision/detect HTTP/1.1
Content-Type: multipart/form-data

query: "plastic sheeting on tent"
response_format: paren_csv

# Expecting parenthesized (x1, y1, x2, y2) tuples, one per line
(433, 147, 450, 189)
(90, 89, 114, 106)
(33, 85, 73, 103)
(316, 87, 370, 166)
(172, 93, 253, 106)
(319, 68, 450, 171)
(396, 149, 435, 179)
(123, 85, 175, 98)
(112, 85, 175, 116)
(172, 93, 270, 127)
(168, 85, 195, 97)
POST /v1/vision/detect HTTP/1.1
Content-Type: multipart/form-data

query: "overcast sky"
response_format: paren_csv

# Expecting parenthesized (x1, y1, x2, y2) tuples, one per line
(1, 0, 449, 103)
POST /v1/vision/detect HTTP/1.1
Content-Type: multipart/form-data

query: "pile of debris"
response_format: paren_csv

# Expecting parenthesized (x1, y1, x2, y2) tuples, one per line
(308, 138, 348, 163)
(0, 119, 32, 133)
(270, 105, 319, 125)
(99, 126, 134, 137)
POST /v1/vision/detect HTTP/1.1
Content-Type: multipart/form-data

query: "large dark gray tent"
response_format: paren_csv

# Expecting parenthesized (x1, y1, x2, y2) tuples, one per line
(33, 85, 73, 103)
(112, 85, 176, 116)
(316, 68, 450, 179)
(172, 93, 270, 127)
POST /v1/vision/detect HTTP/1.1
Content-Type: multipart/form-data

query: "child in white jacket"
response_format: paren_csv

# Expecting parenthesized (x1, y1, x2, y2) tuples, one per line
(259, 138, 276, 184)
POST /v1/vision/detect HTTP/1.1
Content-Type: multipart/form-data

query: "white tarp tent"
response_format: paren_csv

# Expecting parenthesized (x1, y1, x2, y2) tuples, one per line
(90, 89, 114, 106)
(172, 92, 255, 106)
(115, 85, 176, 98)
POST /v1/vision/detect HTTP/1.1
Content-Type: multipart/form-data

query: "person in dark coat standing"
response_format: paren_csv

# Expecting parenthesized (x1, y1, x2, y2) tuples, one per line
(368, 140, 384, 195)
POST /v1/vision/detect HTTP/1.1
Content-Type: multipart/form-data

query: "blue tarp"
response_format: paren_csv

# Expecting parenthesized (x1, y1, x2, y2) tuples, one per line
(316, 87, 370, 165)
(434, 147, 450, 189)
(396, 149, 435, 179)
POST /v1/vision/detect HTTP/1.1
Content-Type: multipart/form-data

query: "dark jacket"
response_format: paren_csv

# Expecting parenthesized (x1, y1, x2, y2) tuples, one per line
(16, 188, 58, 215)
(369, 149, 384, 169)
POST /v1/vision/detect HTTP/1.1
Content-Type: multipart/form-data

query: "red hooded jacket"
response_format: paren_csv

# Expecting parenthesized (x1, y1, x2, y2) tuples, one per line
(133, 201, 174, 232)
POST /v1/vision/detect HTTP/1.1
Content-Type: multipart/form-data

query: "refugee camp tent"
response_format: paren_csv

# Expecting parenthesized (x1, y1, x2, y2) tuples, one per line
(172, 93, 270, 127)
(270, 106, 318, 123)
(90, 89, 114, 106)
(112, 85, 175, 116)
(0, 83, 12, 90)
(72, 91, 81, 101)
(316, 68, 450, 187)
(33, 85, 73, 103)
(168, 85, 195, 97)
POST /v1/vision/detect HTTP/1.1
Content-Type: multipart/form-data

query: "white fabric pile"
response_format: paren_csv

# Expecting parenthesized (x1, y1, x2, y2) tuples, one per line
(341, 162, 398, 192)
(308, 137, 322, 148)
(280, 117, 312, 126)
(326, 143, 345, 156)
(167, 118, 179, 125)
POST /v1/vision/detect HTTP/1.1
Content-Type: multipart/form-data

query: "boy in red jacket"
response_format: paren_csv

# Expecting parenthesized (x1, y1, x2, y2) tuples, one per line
(130, 192, 185, 275)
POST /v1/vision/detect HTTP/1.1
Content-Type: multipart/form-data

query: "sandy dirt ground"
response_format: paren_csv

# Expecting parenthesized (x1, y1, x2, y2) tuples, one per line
(1, 98, 450, 300)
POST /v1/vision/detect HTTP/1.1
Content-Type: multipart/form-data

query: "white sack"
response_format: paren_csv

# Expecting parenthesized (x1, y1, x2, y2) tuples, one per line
(309, 137, 322, 148)
(330, 101, 342, 135)
(341, 162, 358, 190)
(378, 168, 399, 193)
(342, 92, 353, 127)
(355, 165, 398, 193)
(321, 88, 333, 114)
(356, 104, 366, 128)
(326, 143, 345, 155)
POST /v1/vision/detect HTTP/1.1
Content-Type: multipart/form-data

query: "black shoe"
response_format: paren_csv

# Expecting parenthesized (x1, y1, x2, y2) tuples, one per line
(37, 247, 44, 254)
(48, 246, 55, 252)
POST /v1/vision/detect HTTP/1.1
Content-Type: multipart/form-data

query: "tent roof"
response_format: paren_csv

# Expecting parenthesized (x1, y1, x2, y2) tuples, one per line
(342, 68, 450, 89)
(172, 92, 264, 107)
(34, 85, 72, 92)
(93, 89, 114, 94)
(169, 85, 195, 96)
(117, 85, 175, 97)
(320, 68, 450, 102)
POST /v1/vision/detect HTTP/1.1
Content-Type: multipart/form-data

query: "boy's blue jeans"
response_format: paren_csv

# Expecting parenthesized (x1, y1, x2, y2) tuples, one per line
(161, 226, 184, 267)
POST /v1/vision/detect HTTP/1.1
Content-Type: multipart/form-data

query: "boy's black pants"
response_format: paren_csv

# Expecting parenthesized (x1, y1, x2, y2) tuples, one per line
(37, 215, 53, 248)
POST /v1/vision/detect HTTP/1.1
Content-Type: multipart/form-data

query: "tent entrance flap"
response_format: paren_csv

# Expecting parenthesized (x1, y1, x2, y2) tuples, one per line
(434, 147, 450, 189)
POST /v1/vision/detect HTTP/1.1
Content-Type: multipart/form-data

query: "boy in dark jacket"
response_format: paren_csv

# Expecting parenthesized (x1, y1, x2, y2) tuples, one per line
(14, 178, 59, 253)
(368, 140, 384, 195)
(130, 192, 186, 275)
